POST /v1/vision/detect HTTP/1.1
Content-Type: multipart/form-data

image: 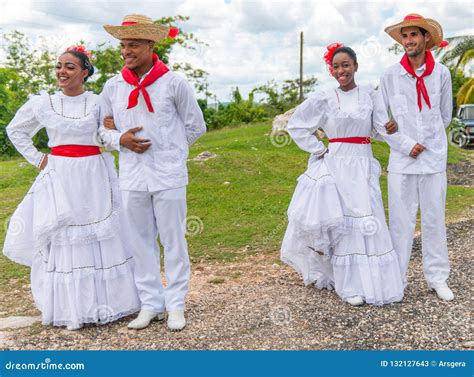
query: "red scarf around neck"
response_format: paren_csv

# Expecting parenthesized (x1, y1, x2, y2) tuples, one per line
(121, 53, 169, 112)
(400, 50, 435, 111)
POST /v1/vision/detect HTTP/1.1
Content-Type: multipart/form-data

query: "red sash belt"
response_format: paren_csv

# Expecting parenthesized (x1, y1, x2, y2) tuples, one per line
(328, 137, 371, 144)
(51, 145, 101, 157)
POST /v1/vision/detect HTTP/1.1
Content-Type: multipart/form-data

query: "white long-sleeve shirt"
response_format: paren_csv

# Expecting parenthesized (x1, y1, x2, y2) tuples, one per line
(6, 91, 111, 167)
(287, 85, 418, 159)
(99, 71, 206, 192)
(378, 61, 452, 174)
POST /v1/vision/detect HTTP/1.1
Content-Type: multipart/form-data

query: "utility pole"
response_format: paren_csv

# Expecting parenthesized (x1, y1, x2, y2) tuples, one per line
(299, 31, 304, 103)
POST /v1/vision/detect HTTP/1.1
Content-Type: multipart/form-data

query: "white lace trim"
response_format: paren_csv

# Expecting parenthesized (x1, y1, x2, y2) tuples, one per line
(34, 91, 99, 135)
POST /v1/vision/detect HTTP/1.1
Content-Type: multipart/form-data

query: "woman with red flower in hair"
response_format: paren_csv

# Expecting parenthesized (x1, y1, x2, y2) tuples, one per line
(3, 46, 140, 330)
(281, 44, 408, 306)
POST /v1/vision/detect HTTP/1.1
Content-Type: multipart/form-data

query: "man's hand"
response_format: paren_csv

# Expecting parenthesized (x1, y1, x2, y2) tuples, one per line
(103, 116, 117, 130)
(409, 143, 426, 159)
(384, 120, 398, 135)
(39, 154, 48, 170)
(119, 127, 152, 153)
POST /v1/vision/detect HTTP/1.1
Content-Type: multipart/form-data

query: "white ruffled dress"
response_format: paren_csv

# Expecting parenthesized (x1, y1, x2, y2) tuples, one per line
(281, 85, 404, 305)
(3, 91, 140, 328)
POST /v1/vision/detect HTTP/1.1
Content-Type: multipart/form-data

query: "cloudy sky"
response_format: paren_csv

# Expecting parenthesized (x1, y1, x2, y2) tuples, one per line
(0, 0, 473, 101)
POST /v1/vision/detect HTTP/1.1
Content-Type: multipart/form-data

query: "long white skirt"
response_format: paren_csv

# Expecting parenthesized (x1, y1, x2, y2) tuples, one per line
(281, 155, 404, 305)
(3, 153, 140, 328)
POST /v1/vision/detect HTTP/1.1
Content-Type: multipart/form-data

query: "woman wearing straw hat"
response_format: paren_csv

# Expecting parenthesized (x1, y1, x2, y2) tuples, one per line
(379, 14, 454, 301)
(281, 44, 407, 306)
(3, 45, 141, 330)
(101, 14, 206, 331)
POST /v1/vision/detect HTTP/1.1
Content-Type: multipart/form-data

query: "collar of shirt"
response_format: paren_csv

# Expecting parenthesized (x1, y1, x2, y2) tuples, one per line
(116, 65, 155, 83)
(400, 62, 426, 76)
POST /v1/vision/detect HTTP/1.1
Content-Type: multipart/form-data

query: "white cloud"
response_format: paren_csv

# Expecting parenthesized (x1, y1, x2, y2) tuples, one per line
(0, 0, 472, 101)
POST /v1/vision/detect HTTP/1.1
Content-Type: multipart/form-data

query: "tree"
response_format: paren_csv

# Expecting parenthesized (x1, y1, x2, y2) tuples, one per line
(2, 31, 56, 97)
(434, 36, 474, 106)
(388, 43, 404, 55)
(254, 76, 318, 113)
(0, 67, 23, 156)
(1, 31, 55, 153)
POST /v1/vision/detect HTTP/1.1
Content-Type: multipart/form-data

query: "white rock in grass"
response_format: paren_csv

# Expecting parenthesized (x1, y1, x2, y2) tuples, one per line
(272, 107, 326, 139)
(272, 108, 297, 134)
(193, 151, 217, 161)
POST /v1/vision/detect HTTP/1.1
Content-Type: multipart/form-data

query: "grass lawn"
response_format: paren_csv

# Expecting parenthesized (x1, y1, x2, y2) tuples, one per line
(1, 121, 473, 284)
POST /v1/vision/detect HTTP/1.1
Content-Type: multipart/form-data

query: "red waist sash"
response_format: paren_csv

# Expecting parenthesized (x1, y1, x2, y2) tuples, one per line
(328, 137, 371, 144)
(51, 145, 101, 157)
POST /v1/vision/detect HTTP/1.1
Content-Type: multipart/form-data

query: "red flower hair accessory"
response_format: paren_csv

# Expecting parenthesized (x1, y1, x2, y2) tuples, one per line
(65, 45, 92, 60)
(323, 42, 344, 75)
(168, 27, 179, 38)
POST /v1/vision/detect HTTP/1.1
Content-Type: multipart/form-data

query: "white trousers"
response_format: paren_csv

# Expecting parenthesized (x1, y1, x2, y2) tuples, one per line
(121, 187, 190, 312)
(388, 172, 450, 289)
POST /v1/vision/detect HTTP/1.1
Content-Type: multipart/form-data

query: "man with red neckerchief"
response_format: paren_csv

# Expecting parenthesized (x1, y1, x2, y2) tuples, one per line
(379, 14, 453, 301)
(100, 14, 206, 330)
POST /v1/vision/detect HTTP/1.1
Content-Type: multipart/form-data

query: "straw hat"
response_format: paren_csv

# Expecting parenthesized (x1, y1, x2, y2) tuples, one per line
(384, 13, 444, 50)
(104, 14, 169, 43)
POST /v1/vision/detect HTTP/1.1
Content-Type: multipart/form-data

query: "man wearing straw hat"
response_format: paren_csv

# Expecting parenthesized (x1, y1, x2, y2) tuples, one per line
(100, 14, 206, 330)
(378, 14, 453, 301)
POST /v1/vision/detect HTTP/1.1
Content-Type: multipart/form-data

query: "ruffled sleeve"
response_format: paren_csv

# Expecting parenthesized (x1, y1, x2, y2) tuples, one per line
(287, 90, 328, 156)
(6, 95, 45, 167)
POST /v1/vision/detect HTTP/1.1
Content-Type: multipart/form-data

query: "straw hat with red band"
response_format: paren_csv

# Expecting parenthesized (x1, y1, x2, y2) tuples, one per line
(104, 14, 179, 43)
(384, 13, 448, 50)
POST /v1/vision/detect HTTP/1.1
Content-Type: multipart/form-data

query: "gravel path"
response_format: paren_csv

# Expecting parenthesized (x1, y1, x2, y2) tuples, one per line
(447, 146, 474, 186)
(1, 217, 472, 350)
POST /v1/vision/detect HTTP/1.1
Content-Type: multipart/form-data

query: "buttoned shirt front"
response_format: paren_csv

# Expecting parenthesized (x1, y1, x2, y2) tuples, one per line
(99, 70, 206, 192)
(378, 61, 452, 174)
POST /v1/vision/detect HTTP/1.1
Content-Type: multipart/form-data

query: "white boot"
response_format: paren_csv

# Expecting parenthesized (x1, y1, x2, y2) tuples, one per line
(128, 309, 165, 330)
(346, 296, 364, 306)
(167, 310, 186, 331)
(434, 285, 454, 301)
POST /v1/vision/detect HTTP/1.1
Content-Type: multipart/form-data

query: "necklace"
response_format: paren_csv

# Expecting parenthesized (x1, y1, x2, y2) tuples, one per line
(335, 86, 359, 110)
(49, 94, 89, 119)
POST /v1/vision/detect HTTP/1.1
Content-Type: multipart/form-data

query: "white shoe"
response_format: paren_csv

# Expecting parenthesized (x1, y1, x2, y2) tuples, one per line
(128, 309, 165, 329)
(66, 324, 83, 331)
(434, 285, 454, 301)
(167, 310, 186, 331)
(346, 296, 364, 306)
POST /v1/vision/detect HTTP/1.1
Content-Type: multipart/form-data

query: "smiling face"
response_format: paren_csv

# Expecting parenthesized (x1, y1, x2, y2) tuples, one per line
(120, 39, 154, 71)
(332, 52, 358, 90)
(400, 26, 430, 57)
(55, 53, 88, 91)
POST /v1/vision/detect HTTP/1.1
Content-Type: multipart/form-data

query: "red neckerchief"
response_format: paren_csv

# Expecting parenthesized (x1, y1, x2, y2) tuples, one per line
(121, 53, 169, 112)
(400, 50, 435, 111)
